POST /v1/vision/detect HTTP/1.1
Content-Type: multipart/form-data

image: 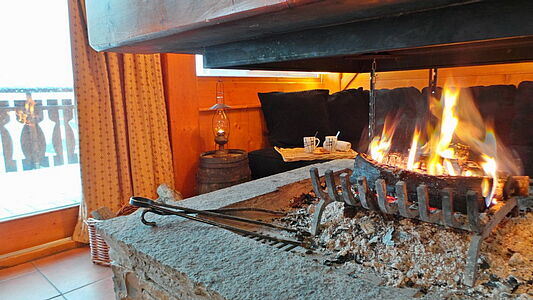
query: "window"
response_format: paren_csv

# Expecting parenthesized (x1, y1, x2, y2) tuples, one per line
(195, 55, 321, 78)
(0, 1, 81, 221)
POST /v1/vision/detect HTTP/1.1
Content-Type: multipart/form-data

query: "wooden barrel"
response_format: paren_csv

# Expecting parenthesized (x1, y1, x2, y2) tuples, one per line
(197, 149, 251, 194)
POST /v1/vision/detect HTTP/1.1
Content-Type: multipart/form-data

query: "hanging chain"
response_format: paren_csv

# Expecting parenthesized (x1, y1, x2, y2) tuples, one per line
(368, 59, 377, 139)
(428, 68, 438, 100)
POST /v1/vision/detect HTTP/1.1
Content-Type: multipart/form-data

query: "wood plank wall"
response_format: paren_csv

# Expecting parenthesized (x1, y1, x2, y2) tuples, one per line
(324, 62, 533, 92)
(162, 54, 324, 197)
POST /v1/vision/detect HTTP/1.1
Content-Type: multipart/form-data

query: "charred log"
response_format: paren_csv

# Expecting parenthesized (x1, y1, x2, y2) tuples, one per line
(351, 153, 529, 213)
(351, 153, 489, 213)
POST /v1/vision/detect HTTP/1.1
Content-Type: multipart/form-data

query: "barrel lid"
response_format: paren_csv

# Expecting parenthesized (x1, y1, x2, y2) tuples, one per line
(199, 149, 248, 163)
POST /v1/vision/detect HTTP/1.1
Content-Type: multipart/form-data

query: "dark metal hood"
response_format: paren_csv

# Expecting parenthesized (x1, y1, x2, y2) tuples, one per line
(86, 0, 533, 72)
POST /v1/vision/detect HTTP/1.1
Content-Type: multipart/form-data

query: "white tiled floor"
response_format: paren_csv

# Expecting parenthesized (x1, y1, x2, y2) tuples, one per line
(0, 247, 114, 300)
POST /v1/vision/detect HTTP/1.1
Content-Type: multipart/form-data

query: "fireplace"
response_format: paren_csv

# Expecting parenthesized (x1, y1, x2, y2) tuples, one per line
(86, 1, 533, 299)
(101, 78, 533, 299)
(97, 156, 531, 299)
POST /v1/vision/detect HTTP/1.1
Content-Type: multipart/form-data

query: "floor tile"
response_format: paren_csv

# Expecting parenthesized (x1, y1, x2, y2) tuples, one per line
(0, 271, 60, 300)
(32, 247, 112, 293)
(0, 262, 36, 282)
(63, 277, 115, 300)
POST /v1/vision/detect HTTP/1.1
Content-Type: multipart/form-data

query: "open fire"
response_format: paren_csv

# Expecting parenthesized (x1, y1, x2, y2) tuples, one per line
(302, 82, 531, 290)
(367, 83, 521, 207)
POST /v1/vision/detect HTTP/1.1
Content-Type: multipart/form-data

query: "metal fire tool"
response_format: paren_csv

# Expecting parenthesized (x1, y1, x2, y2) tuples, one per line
(129, 197, 309, 251)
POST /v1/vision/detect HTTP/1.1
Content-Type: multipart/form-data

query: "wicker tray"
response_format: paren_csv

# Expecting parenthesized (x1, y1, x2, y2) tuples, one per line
(86, 204, 138, 266)
(274, 146, 357, 162)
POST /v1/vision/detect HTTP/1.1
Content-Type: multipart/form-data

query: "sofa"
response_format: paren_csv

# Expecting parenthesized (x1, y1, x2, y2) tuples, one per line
(248, 88, 369, 179)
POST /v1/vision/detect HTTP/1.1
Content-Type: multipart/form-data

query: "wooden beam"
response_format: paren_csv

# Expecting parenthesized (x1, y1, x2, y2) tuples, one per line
(0, 238, 80, 268)
(0, 206, 78, 255)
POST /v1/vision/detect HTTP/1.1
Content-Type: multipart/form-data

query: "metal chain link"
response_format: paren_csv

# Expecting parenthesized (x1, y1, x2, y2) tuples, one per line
(368, 59, 377, 138)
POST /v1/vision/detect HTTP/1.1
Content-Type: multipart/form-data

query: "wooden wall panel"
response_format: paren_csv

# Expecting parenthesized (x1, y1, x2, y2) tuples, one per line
(335, 62, 533, 91)
(162, 54, 201, 198)
(163, 54, 324, 197)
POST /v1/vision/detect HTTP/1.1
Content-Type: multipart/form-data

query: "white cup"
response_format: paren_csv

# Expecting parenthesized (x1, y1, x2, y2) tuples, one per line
(335, 140, 352, 152)
(323, 136, 338, 152)
(303, 136, 320, 153)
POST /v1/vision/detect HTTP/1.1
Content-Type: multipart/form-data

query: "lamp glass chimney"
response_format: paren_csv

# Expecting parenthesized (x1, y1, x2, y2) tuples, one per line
(212, 80, 230, 138)
(210, 80, 231, 155)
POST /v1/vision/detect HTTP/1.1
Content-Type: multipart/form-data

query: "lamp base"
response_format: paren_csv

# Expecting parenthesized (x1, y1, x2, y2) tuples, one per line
(214, 135, 229, 157)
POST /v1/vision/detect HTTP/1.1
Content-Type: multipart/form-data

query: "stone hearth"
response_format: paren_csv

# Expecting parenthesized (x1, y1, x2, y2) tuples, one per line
(96, 159, 427, 300)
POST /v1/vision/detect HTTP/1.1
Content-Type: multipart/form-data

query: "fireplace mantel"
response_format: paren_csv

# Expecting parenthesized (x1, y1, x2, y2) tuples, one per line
(85, 0, 533, 72)
(96, 159, 422, 299)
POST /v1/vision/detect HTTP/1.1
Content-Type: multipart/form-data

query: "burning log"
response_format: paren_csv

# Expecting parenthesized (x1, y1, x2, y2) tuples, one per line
(350, 153, 528, 213)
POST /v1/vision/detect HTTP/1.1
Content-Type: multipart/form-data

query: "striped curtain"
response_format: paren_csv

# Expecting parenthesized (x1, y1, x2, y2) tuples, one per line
(68, 0, 175, 242)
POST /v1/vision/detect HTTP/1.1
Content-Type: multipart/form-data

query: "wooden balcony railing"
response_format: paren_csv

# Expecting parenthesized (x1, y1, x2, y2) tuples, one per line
(0, 88, 79, 173)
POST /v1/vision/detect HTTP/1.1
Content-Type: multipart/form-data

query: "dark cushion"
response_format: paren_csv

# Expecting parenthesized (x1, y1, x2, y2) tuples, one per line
(374, 87, 422, 152)
(511, 81, 533, 146)
(248, 148, 328, 179)
(512, 145, 533, 176)
(511, 81, 533, 176)
(258, 89, 334, 147)
(327, 88, 369, 148)
(469, 85, 516, 146)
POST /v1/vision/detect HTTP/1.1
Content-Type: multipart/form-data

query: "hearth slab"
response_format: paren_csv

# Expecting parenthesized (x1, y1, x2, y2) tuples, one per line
(96, 159, 421, 300)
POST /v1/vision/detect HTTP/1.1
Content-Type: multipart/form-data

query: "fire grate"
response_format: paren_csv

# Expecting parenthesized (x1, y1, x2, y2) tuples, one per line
(308, 159, 529, 287)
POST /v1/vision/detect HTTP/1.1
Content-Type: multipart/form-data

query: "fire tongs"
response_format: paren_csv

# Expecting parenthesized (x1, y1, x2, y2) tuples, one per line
(130, 196, 309, 250)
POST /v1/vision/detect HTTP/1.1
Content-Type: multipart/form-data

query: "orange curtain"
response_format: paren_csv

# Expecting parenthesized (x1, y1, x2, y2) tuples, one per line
(68, 0, 175, 242)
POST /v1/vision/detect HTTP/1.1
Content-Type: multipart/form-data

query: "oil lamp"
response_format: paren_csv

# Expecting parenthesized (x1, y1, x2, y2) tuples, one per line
(210, 80, 231, 156)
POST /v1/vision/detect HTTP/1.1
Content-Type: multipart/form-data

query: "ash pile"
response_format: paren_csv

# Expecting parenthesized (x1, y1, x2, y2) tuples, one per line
(279, 192, 533, 299)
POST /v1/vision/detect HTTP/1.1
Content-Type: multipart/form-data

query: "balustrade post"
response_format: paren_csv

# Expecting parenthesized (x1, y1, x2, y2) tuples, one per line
(62, 99, 79, 164)
(47, 99, 64, 166)
(0, 100, 17, 172)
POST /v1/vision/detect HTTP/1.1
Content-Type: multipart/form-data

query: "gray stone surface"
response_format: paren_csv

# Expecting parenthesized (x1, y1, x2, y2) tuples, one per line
(97, 160, 420, 300)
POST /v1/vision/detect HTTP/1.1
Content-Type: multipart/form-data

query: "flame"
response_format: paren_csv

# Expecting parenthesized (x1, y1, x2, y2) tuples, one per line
(426, 88, 460, 175)
(481, 154, 497, 205)
(443, 159, 456, 176)
(369, 114, 399, 163)
(407, 127, 420, 170)
(438, 89, 459, 155)
(366, 80, 521, 208)
(481, 177, 490, 197)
